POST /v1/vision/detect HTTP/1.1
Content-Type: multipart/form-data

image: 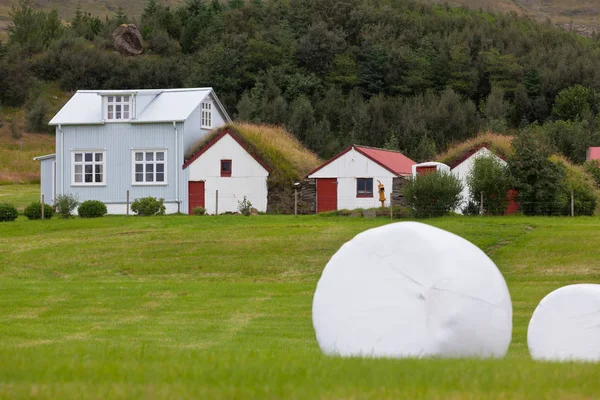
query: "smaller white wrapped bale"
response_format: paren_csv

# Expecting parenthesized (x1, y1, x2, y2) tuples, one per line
(312, 222, 512, 358)
(528, 284, 600, 362)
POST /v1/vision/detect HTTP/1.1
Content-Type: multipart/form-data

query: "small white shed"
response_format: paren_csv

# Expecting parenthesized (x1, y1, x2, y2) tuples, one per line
(412, 161, 450, 176)
(307, 145, 415, 212)
(183, 129, 270, 214)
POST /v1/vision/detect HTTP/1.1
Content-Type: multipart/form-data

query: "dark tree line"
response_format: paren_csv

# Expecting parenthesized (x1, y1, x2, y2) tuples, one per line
(4, 0, 600, 161)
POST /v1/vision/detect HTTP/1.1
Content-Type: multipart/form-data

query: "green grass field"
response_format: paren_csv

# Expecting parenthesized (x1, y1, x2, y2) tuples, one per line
(0, 183, 39, 211)
(0, 215, 599, 399)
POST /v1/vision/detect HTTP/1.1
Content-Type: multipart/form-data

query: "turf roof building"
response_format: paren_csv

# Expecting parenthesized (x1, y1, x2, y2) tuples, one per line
(184, 128, 270, 214)
(307, 145, 416, 212)
(35, 88, 232, 214)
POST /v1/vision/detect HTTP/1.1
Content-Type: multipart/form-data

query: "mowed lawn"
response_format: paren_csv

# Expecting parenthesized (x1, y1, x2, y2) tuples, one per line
(0, 215, 600, 399)
(0, 184, 39, 211)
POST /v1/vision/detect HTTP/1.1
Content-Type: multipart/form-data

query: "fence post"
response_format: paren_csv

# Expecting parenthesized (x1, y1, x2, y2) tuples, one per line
(389, 192, 393, 220)
(480, 192, 484, 215)
(126, 190, 130, 216)
(41, 194, 45, 220)
(571, 189, 575, 217)
(294, 188, 298, 216)
(216, 190, 219, 215)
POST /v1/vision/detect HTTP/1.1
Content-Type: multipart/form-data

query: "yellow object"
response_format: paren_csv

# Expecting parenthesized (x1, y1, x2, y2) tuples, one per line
(377, 180, 386, 206)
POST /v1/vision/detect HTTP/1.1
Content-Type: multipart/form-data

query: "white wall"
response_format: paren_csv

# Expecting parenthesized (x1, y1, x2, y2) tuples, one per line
(105, 202, 180, 215)
(452, 147, 507, 213)
(309, 148, 396, 209)
(187, 133, 269, 214)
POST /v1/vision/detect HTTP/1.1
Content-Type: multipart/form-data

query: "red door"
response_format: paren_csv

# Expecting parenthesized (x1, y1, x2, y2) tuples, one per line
(317, 178, 337, 213)
(416, 166, 437, 175)
(188, 181, 205, 214)
(505, 190, 519, 215)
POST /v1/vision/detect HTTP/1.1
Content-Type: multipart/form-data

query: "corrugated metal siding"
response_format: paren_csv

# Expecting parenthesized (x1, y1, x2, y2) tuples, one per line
(56, 122, 185, 206)
(40, 157, 55, 204)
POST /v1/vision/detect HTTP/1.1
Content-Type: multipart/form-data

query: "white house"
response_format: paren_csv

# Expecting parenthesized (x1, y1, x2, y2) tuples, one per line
(307, 145, 416, 212)
(35, 88, 232, 214)
(183, 128, 270, 214)
(448, 145, 507, 212)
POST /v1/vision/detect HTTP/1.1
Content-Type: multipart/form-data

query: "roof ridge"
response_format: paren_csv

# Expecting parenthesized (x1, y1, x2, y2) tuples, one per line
(353, 144, 406, 154)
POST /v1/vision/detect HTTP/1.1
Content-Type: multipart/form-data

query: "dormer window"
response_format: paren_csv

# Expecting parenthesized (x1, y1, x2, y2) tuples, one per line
(105, 95, 131, 121)
(201, 102, 212, 128)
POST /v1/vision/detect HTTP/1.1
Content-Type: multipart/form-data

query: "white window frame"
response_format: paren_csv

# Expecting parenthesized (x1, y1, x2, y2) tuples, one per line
(71, 150, 106, 186)
(131, 149, 168, 186)
(201, 101, 212, 129)
(104, 95, 132, 121)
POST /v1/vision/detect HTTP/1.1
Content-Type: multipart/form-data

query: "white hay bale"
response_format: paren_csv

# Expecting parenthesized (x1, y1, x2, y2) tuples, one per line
(528, 284, 600, 362)
(312, 221, 512, 358)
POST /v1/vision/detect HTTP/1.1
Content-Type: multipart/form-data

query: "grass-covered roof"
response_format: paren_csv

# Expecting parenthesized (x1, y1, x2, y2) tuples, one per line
(436, 132, 514, 167)
(186, 123, 322, 186)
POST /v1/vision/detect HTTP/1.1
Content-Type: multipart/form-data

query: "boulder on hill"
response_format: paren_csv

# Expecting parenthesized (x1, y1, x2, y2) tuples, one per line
(113, 24, 143, 56)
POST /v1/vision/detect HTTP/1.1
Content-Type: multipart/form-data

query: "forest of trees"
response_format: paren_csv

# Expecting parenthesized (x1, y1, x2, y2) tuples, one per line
(2, 0, 600, 162)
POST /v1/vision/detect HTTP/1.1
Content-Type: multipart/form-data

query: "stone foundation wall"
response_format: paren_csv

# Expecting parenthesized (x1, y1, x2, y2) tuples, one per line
(266, 178, 316, 214)
(297, 178, 316, 214)
(391, 177, 409, 207)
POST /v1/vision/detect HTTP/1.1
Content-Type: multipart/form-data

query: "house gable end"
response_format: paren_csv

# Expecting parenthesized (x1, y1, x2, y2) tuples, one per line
(183, 129, 270, 173)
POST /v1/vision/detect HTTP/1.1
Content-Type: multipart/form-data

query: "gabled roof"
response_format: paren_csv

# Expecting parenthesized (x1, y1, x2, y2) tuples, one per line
(182, 128, 270, 172)
(588, 147, 600, 160)
(448, 143, 506, 169)
(49, 88, 231, 126)
(307, 145, 416, 177)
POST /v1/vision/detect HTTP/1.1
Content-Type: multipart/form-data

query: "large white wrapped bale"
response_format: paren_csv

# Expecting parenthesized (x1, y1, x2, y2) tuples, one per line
(528, 284, 600, 362)
(312, 221, 512, 358)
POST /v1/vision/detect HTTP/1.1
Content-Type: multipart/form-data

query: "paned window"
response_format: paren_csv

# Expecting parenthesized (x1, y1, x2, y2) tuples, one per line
(133, 150, 166, 184)
(356, 178, 373, 197)
(106, 95, 131, 121)
(201, 102, 212, 128)
(73, 151, 105, 185)
(221, 159, 232, 177)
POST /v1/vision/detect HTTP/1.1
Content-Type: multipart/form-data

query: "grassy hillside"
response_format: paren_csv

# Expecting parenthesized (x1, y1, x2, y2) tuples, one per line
(2, 0, 600, 40)
(423, 0, 600, 35)
(0, 0, 184, 40)
(0, 82, 68, 184)
(0, 215, 600, 398)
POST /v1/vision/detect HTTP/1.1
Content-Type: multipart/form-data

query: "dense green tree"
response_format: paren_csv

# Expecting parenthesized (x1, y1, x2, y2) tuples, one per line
(403, 172, 464, 218)
(552, 85, 597, 122)
(509, 129, 567, 215)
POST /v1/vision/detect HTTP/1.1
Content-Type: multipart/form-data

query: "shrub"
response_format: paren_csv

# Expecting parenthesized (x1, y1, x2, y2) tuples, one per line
(466, 155, 512, 215)
(403, 172, 463, 218)
(509, 130, 567, 216)
(131, 197, 165, 216)
(78, 200, 107, 218)
(237, 196, 253, 216)
(0, 203, 18, 221)
(24, 201, 53, 220)
(25, 97, 50, 133)
(55, 193, 80, 218)
(552, 156, 598, 216)
(192, 206, 206, 215)
(583, 160, 600, 188)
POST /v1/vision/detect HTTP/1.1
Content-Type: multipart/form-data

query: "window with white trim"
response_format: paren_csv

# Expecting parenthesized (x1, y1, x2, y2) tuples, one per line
(105, 95, 132, 121)
(132, 150, 166, 184)
(201, 102, 212, 128)
(72, 151, 105, 185)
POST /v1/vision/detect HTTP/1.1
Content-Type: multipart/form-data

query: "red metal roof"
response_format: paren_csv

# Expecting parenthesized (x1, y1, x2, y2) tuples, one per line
(307, 145, 416, 177)
(588, 147, 600, 160)
(354, 146, 416, 176)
